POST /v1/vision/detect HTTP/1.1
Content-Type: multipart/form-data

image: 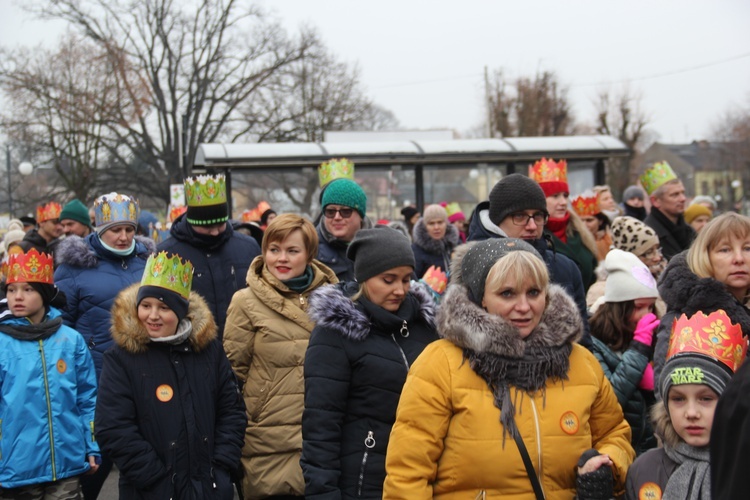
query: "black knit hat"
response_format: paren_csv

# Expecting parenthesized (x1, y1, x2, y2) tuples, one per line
(400, 206, 419, 221)
(137, 285, 189, 322)
(347, 226, 415, 282)
(488, 174, 548, 226)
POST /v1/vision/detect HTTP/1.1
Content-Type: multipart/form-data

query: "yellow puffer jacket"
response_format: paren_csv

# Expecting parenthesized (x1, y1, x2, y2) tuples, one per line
(223, 256, 337, 499)
(384, 282, 634, 500)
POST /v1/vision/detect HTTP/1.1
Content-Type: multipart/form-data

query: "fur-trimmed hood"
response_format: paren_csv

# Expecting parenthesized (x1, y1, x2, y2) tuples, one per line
(110, 283, 217, 354)
(651, 402, 681, 448)
(307, 281, 436, 342)
(412, 218, 460, 254)
(55, 234, 156, 268)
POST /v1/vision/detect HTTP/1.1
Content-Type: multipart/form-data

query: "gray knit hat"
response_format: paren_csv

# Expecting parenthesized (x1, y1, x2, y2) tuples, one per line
(488, 174, 548, 226)
(622, 185, 645, 202)
(660, 354, 732, 410)
(347, 226, 415, 282)
(461, 238, 542, 305)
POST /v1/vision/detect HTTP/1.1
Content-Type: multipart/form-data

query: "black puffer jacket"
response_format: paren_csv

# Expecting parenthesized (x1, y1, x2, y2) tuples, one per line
(301, 281, 438, 499)
(643, 208, 695, 262)
(411, 218, 459, 278)
(96, 284, 246, 500)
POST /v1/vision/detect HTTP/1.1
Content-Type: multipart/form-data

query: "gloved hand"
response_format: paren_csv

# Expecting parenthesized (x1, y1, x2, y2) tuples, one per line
(632, 313, 659, 346)
(638, 363, 654, 391)
(576, 449, 613, 500)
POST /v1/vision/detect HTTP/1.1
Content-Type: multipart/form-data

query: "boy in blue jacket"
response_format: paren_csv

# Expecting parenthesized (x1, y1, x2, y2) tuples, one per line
(0, 249, 99, 498)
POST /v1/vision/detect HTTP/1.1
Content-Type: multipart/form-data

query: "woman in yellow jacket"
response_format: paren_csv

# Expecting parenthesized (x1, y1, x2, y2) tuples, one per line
(384, 239, 634, 499)
(223, 214, 337, 499)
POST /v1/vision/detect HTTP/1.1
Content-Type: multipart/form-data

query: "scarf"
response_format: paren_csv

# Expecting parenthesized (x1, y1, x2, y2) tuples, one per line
(283, 265, 314, 293)
(149, 318, 193, 345)
(650, 207, 694, 250)
(466, 343, 572, 445)
(546, 212, 570, 243)
(0, 316, 63, 341)
(99, 237, 136, 257)
(662, 442, 711, 500)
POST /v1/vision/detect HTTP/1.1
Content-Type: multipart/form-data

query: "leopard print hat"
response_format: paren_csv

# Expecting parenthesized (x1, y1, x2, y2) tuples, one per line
(610, 216, 660, 257)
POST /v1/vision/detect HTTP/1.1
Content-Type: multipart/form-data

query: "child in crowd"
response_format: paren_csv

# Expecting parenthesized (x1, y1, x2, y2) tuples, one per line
(0, 249, 99, 499)
(625, 309, 747, 499)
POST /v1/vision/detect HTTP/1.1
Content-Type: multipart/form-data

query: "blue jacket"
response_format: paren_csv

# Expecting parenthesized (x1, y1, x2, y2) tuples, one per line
(158, 215, 260, 340)
(54, 234, 155, 377)
(0, 307, 99, 488)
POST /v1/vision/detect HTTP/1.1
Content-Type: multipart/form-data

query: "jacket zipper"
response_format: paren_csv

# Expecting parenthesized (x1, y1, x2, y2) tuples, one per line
(90, 421, 96, 442)
(529, 397, 544, 498)
(357, 430, 376, 497)
(299, 294, 305, 307)
(39, 340, 57, 480)
(390, 333, 410, 371)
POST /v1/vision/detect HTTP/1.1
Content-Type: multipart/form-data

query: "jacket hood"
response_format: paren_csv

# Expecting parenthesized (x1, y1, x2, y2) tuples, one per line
(412, 218, 460, 254)
(55, 234, 156, 268)
(245, 255, 338, 300)
(658, 250, 750, 333)
(651, 401, 681, 448)
(308, 281, 436, 342)
(110, 283, 217, 354)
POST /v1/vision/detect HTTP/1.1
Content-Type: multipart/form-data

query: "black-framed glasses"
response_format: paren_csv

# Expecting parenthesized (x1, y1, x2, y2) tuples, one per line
(324, 207, 355, 219)
(510, 212, 548, 226)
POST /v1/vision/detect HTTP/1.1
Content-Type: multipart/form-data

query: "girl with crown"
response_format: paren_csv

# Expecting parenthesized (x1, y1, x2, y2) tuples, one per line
(0, 249, 99, 498)
(94, 252, 246, 499)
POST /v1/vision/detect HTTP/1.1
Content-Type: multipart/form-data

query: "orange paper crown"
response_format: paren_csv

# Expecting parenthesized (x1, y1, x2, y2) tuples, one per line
(571, 191, 601, 217)
(669, 310, 748, 374)
(36, 202, 62, 223)
(169, 205, 187, 223)
(6, 248, 54, 285)
(529, 158, 568, 184)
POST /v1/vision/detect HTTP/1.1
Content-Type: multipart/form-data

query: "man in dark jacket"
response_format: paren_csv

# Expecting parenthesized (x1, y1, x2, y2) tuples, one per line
(158, 175, 260, 339)
(467, 174, 592, 348)
(641, 162, 695, 261)
(19, 202, 63, 255)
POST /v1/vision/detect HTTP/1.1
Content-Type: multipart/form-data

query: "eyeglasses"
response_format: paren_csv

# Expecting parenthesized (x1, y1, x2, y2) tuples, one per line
(509, 212, 549, 226)
(642, 247, 662, 259)
(324, 207, 355, 219)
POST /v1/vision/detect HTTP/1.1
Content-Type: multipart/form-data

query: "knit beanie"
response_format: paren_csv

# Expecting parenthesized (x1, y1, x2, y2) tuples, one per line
(461, 238, 542, 305)
(689, 195, 718, 211)
(622, 185, 645, 202)
(660, 352, 733, 411)
(6, 219, 23, 233)
(3, 229, 26, 254)
(610, 216, 660, 257)
(321, 179, 367, 218)
(137, 285, 189, 322)
(423, 204, 447, 222)
(603, 249, 658, 303)
(60, 199, 93, 228)
(401, 206, 419, 221)
(684, 204, 712, 225)
(488, 174, 548, 226)
(347, 226, 415, 282)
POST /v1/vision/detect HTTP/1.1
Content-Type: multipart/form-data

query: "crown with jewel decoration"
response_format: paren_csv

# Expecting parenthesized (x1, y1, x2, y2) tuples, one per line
(184, 175, 228, 225)
(640, 161, 678, 196)
(94, 193, 139, 228)
(6, 248, 54, 285)
(318, 158, 355, 188)
(571, 190, 601, 217)
(668, 310, 748, 374)
(36, 202, 62, 223)
(529, 158, 568, 184)
(141, 251, 193, 300)
(168, 205, 187, 223)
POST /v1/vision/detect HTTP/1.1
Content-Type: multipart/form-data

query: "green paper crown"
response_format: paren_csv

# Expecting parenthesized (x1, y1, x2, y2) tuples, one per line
(318, 158, 355, 187)
(184, 174, 227, 207)
(640, 161, 677, 195)
(141, 251, 193, 299)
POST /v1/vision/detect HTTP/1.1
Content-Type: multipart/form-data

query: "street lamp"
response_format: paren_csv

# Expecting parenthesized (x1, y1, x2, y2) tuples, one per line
(5, 145, 34, 218)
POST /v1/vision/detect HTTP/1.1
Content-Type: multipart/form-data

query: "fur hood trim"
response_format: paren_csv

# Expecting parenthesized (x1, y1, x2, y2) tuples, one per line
(412, 218, 459, 254)
(55, 234, 156, 268)
(651, 402, 681, 448)
(438, 283, 581, 357)
(658, 251, 750, 334)
(110, 283, 217, 354)
(308, 281, 436, 342)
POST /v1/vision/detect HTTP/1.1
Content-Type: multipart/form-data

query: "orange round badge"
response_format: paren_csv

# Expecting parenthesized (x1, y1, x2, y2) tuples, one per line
(560, 411, 579, 435)
(639, 482, 662, 500)
(156, 384, 174, 402)
(56, 359, 67, 374)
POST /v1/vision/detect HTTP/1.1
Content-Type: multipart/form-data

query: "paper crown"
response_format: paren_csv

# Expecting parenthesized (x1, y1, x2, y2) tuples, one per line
(571, 190, 601, 217)
(141, 251, 193, 300)
(94, 193, 139, 227)
(169, 205, 187, 223)
(640, 161, 678, 196)
(668, 310, 748, 374)
(36, 202, 62, 223)
(184, 175, 227, 207)
(6, 248, 54, 285)
(529, 158, 568, 184)
(241, 201, 271, 223)
(444, 202, 465, 219)
(318, 158, 355, 188)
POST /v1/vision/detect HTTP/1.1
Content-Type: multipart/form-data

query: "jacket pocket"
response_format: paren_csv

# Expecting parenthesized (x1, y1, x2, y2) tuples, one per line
(357, 430, 376, 497)
(250, 382, 271, 422)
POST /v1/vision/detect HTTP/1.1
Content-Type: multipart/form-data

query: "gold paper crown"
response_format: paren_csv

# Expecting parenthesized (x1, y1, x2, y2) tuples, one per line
(184, 175, 227, 207)
(571, 190, 601, 217)
(529, 158, 568, 184)
(669, 310, 748, 374)
(640, 161, 677, 195)
(141, 251, 194, 300)
(94, 193, 139, 227)
(6, 248, 54, 285)
(36, 202, 62, 223)
(318, 158, 355, 187)
(444, 202, 462, 217)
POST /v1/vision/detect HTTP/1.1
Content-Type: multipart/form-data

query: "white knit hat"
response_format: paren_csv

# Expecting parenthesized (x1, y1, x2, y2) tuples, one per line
(604, 249, 659, 303)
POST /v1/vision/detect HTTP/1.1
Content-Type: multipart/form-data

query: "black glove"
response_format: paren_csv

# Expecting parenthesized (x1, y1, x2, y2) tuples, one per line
(575, 448, 613, 500)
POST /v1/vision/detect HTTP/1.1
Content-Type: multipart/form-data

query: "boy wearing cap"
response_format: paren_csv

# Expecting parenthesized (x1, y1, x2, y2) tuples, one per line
(0, 249, 99, 498)
(60, 199, 94, 238)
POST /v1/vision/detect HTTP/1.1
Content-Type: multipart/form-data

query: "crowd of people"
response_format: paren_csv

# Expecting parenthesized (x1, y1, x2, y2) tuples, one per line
(0, 155, 748, 500)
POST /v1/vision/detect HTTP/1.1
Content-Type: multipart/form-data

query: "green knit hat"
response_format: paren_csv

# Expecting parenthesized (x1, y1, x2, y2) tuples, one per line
(321, 179, 367, 218)
(60, 199, 92, 228)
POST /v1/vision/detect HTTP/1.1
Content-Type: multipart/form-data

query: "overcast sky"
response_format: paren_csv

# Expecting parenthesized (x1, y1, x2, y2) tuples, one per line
(3, 0, 749, 144)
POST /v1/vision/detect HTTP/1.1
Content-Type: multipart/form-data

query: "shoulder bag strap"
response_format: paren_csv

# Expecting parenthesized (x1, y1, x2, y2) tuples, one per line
(511, 428, 545, 500)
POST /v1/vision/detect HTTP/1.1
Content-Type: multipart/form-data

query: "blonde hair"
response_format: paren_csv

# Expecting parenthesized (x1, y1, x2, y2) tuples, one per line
(567, 209, 600, 258)
(484, 251, 549, 298)
(262, 213, 318, 262)
(688, 212, 750, 279)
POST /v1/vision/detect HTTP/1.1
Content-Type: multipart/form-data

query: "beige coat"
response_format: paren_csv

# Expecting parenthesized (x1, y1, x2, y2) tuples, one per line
(223, 256, 337, 499)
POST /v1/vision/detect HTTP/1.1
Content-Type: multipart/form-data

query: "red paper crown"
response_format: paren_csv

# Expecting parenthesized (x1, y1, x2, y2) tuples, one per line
(169, 205, 187, 223)
(669, 310, 748, 374)
(571, 191, 601, 217)
(529, 158, 568, 184)
(36, 202, 62, 223)
(6, 248, 54, 285)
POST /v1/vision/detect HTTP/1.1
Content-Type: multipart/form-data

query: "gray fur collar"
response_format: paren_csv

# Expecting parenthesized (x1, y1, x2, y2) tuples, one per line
(438, 283, 581, 358)
(413, 219, 460, 254)
(308, 281, 436, 341)
(55, 234, 156, 268)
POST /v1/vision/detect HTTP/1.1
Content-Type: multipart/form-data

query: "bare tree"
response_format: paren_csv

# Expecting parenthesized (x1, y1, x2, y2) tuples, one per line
(710, 99, 750, 210)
